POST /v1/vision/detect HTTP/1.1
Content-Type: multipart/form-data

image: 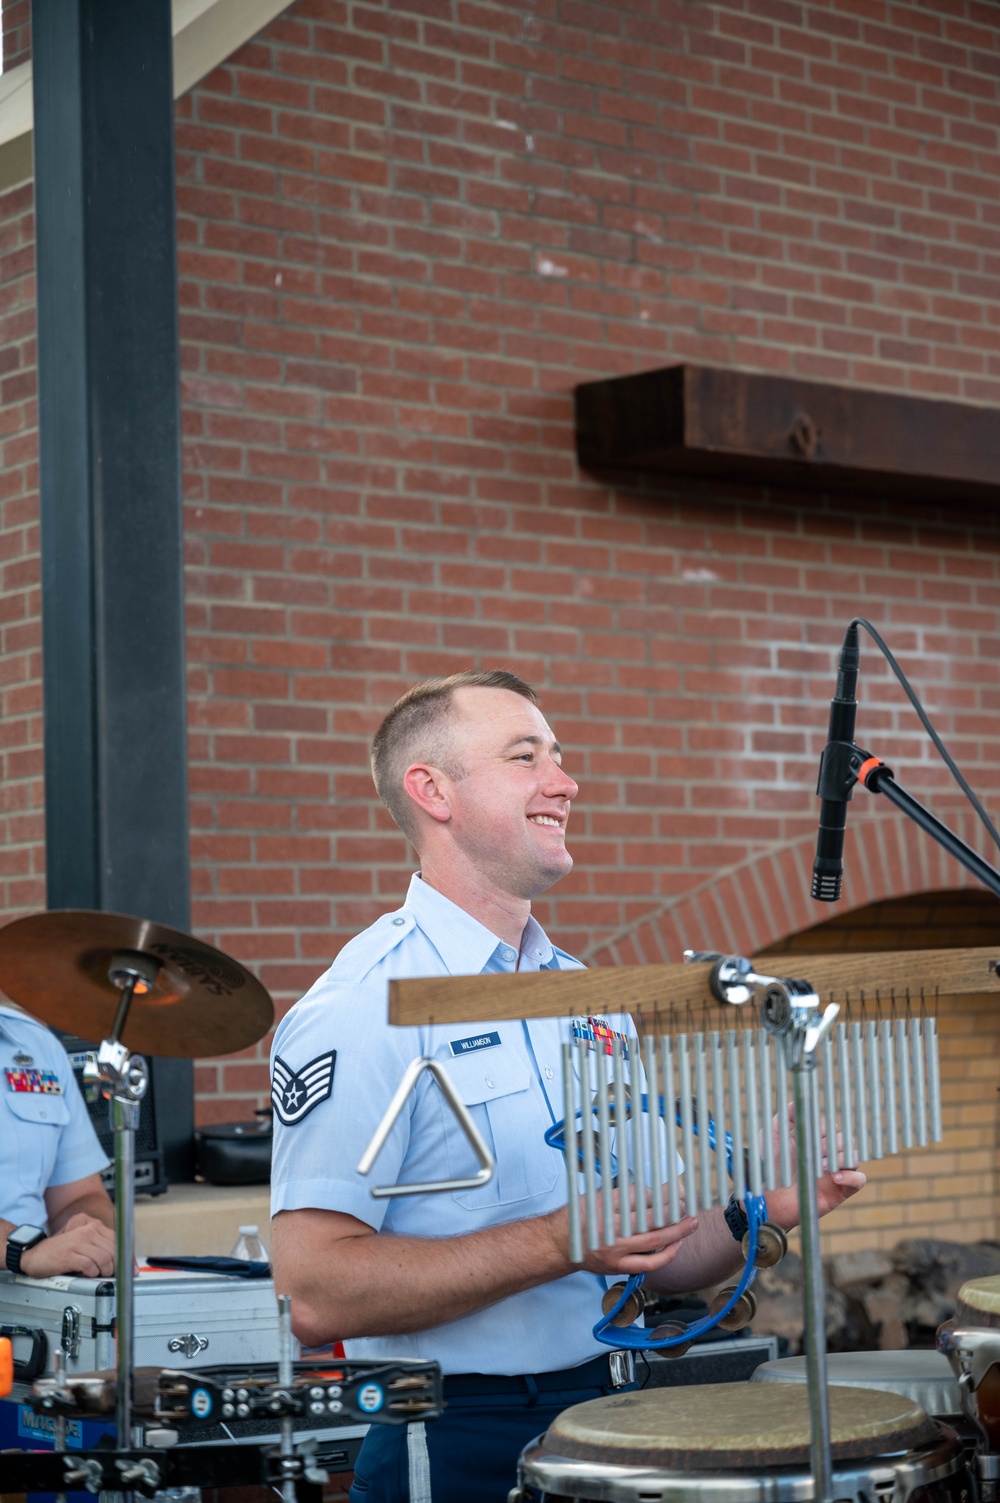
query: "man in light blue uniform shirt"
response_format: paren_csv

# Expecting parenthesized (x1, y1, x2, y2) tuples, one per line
(1, 1005, 116, 1278)
(270, 670, 864, 1503)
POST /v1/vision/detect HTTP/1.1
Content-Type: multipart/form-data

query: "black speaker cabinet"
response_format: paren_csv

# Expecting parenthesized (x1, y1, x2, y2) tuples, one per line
(57, 1033, 178, 1196)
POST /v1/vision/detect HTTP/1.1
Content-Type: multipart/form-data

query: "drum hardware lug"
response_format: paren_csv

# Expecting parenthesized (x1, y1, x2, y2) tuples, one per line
(60, 1305, 81, 1360)
(115, 1456, 161, 1496)
(977, 1455, 1000, 1479)
(608, 1349, 635, 1388)
(61, 1456, 104, 1494)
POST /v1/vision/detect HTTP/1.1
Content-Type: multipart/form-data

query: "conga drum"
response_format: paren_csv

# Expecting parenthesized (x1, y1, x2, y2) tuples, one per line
(752, 1351, 963, 1423)
(956, 1276, 1000, 1332)
(512, 1382, 969, 1503)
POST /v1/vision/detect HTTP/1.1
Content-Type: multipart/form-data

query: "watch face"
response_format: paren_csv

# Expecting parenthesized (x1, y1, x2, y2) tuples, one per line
(9, 1225, 45, 1248)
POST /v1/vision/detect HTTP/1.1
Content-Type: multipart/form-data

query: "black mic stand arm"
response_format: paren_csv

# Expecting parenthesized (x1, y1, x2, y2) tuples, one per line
(843, 753, 1000, 903)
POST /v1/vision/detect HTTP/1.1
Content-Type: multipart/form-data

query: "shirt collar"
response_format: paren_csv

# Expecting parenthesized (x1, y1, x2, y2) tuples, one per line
(403, 874, 555, 974)
(0, 1006, 26, 1042)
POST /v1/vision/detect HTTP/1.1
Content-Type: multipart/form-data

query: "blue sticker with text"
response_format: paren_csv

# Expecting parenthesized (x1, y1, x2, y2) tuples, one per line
(18, 1407, 84, 1448)
(449, 1031, 501, 1056)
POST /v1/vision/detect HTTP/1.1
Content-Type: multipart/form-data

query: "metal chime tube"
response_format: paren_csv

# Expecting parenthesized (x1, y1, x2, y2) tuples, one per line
(850, 1020, 869, 1164)
(678, 1032, 697, 1217)
(561, 1041, 583, 1264)
(760, 1032, 777, 1191)
(836, 1021, 855, 1168)
(595, 1046, 615, 1245)
(743, 1030, 762, 1198)
(896, 1015, 914, 1149)
(926, 1015, 943, 1142)
(881, 1018, 899, 1157)
(911, 1015, 929, 1147)
(726, 1029, 746, 1201)
(613, 1040, 632, 1238)
(866, 1018, 883, 1161)
(578, 1040, 600, 1251)
(821, 1032, 839, 1175)
(694, 1032, 713, 1212)
(662, 1034, 681, 1224)
(710, 1030, 729, 1205)
(630, 1035, 648, 1234)
(774, 1033, 793, 1186)
(643, 1033, 664, 1228)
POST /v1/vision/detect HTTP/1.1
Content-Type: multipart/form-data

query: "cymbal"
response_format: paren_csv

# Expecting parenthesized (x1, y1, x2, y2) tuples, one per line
(0, 910, 273, 1058)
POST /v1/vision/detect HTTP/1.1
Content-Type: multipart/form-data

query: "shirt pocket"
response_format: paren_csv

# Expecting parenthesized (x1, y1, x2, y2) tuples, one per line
(4, 1089, 71, 1195)
(442, 1049, 559, 1210)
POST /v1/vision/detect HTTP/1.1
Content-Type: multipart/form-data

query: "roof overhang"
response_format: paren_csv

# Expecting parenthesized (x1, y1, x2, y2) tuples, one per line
(0, 0, 291, 194)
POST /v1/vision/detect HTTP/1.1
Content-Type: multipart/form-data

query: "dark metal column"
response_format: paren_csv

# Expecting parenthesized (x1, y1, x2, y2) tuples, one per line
(32, 0, 193, 1178)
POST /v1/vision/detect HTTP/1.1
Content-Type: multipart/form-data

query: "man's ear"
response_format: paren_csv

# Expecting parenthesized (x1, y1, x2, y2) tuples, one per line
(402, 763, 453, 825)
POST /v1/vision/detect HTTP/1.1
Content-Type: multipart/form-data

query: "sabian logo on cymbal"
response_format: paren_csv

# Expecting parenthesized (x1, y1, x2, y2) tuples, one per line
(147, 943, 247, 997)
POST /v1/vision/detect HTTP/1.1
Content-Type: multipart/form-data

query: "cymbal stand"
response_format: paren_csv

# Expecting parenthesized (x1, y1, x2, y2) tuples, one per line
(83, 949, 160, 1454)
(760, 977, 839, 1503)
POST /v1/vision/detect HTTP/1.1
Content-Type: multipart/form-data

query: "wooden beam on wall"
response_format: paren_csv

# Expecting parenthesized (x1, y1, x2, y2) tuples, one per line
(576, 365, 1000, 505)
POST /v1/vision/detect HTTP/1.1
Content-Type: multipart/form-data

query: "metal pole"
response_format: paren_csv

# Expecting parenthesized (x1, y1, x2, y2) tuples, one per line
(112, 1091, 140, 1447)
(278, 1294, 296, 1503)
(791, 1040, 833, 1503)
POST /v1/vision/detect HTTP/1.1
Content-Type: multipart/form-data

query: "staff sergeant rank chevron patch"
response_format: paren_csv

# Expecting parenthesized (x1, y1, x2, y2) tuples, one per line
(271, 1052, 336, 1126)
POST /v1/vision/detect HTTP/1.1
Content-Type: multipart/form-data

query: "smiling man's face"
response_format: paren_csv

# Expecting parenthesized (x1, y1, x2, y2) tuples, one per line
(437, 686, 579, 901)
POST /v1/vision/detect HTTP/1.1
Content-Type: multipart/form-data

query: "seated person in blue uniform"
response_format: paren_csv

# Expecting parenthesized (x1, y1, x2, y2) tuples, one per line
(1, 1005, 115, 1278)
(270, 669, 866, 1503)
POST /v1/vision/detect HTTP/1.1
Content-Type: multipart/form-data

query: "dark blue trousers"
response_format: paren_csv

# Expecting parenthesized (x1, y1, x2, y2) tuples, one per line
(349, 1363, 635, 1503)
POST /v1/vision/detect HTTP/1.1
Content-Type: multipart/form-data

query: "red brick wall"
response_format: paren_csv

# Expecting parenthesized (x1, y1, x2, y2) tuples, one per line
(2, 0, 1000, 1128)
(2, 1, 30, 73)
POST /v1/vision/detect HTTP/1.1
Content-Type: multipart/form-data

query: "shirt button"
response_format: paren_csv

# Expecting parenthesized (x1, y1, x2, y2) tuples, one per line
(392, 917, 405, 926)
(502, 948, 517, 963)
(545, 1068, 554, 1080)
(485, 1078, 494, 1089)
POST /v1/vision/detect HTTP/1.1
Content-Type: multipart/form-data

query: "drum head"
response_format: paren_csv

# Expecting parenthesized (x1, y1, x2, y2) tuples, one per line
(957, 1276, 1000, 1328)
(545, 1382, 939, 1469)
(751, 1351, 961, 1417)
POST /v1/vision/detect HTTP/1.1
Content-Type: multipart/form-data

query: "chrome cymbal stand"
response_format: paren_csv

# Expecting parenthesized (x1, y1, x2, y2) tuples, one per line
(83, 949, 160, 1454)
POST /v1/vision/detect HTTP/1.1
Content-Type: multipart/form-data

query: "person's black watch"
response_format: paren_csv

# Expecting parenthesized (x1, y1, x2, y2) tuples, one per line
(724, 1195, 749, 1243)
(5, 1224, 46, 1274)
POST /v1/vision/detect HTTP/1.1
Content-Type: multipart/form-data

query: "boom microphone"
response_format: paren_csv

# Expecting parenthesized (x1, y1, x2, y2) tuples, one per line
(810, 624, 861, 902)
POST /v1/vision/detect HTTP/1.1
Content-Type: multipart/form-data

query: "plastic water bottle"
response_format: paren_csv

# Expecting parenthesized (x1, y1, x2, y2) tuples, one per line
(230, 1224, 267, 1261)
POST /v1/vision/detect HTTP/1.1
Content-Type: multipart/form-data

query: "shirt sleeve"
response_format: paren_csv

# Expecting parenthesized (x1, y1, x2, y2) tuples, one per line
(269, 978, 420, 1229)
(45, 1041, 111, 1189)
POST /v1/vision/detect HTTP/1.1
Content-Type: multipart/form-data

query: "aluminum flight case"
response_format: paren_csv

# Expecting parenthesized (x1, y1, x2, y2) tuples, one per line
(0, 1266, 290, 1376)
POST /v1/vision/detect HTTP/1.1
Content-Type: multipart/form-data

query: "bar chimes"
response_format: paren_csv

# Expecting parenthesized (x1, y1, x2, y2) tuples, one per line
(559, 996, 942, 1261)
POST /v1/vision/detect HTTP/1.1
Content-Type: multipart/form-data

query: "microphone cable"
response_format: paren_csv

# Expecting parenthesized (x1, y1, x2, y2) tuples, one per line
(846, 616, 1000, 853)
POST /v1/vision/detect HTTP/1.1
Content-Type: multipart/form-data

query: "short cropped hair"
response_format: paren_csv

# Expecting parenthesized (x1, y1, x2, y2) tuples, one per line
(371, 669, 538, 841)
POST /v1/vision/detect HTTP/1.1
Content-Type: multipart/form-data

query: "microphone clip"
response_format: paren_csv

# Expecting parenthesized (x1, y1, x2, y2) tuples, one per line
(814, 739, 867, 803)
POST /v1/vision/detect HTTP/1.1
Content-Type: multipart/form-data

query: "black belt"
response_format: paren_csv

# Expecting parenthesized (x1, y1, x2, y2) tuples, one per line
(443, 1352, 631, 1399)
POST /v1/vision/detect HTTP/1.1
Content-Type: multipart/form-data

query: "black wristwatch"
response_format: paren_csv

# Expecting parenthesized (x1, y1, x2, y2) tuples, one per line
(724, 1194, 749, 1243)
(6, 1224, 46, 1274)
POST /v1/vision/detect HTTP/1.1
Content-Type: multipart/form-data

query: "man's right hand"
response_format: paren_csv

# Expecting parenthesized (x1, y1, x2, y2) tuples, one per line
(19, 1214, 115, 1278)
